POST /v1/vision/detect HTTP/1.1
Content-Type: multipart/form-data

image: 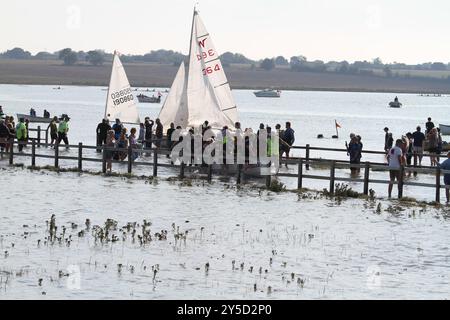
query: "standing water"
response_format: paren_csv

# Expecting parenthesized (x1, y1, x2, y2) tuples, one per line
(1, 85, 450, 299)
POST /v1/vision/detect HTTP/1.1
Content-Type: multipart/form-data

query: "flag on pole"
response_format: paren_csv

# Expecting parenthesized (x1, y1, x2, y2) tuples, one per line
(335, 120, 341, 128)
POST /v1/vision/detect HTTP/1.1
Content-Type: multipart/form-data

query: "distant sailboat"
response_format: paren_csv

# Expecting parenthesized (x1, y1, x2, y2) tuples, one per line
(104, 51, 140, 124)
(158, 9, 238, 129)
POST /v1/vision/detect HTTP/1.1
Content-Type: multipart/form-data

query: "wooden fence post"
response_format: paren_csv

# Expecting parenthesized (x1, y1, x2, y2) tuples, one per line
(37, 126, 41, 148)
(236, 164, 241, 185)
(305, 144, 310, 170)
(329, 161, 336, 195)
(78, 142, 83, 171)
(153, 149, 158, 177)
(9, 139, 14, 165)
(398, 165, 404, 198)
(180, 161, 185, 179)
(436, 167, 441, 203)
(31, 139, 36, 167)
(297, 158, 303, 189)
(265, 175, 271, 189)
(54, 143, 59, 168)
(45, 128, 49, 146)
(127, 145, 133, 174)
(363, 162, 370, 195)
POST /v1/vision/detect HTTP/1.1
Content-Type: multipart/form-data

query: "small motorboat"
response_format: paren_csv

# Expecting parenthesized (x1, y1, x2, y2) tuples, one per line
(389, 101, 402, 108)
(137, 94, 161, 103)
(439, 124, 450, 135)
(253, 89, 281, 98)
(16, 113, 67, 123)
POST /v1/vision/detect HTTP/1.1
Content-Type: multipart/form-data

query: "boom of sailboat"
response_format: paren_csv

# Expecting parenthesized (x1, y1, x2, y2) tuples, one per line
(103, 9, 239, 130)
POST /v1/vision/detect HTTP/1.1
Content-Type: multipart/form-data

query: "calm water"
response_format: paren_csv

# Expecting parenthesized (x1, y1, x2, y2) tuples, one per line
(1, 85, 450, 299)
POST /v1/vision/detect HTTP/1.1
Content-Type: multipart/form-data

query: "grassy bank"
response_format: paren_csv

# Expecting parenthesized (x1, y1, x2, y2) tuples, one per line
(1, 59, 450, 93)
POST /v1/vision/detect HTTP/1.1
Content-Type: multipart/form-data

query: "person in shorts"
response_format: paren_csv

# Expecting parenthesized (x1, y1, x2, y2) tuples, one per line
(412, 126, 425, 166)
(387, 139, 404, 198)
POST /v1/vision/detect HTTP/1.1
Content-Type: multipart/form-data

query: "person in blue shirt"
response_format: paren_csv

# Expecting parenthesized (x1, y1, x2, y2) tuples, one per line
(439, 151, 450, 203)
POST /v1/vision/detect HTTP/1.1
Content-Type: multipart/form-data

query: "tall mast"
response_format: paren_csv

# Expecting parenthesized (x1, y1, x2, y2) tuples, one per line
(188, 8, 197, 64)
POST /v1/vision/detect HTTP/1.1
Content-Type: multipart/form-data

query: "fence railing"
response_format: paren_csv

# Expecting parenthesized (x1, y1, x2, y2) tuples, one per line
(1, 138, 449, 203)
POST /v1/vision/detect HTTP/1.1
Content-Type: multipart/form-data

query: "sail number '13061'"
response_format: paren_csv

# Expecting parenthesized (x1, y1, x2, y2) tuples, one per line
(111, 88, 134, 106)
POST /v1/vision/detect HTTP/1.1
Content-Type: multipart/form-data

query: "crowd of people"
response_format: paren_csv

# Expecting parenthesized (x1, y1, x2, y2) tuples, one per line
(0, 113, 29, 152)
(0, 106, 70, 153)
(381, 117, 448, 201)
(95, 118, 296, 172)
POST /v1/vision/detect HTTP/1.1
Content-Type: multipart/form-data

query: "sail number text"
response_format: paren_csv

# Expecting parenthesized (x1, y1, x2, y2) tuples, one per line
(111, 88, 134, 106)
(197, 49, 215, 61)
(202, 64, 221, 76)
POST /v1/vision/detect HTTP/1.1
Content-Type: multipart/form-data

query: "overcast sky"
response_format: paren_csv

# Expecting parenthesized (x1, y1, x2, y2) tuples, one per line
(2, 0, 450, 64)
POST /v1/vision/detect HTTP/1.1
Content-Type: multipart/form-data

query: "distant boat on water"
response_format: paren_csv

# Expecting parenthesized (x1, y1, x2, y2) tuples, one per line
(16, 114, 53, 123)
(254, 89, 281, 98)
(389, 101, 402, 108)
(137, 94, 161, 103)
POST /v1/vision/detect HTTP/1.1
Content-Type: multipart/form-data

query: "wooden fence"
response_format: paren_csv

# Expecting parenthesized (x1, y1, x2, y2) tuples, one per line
(1, 138, 449, 203)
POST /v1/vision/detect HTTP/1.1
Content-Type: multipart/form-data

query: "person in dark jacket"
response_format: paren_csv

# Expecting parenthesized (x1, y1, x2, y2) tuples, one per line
(280, 122, 295, 167)
(144, 117, 154, 149)
(96, 119, 111, 152)
(155, 118, 163, 148)
(0, 119, 14, 154)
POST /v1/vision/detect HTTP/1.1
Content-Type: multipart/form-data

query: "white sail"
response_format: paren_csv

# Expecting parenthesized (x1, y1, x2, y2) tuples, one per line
(187, 11, 237, 129)
(104, 52, 140, 124)
(158, 62, 188, 129)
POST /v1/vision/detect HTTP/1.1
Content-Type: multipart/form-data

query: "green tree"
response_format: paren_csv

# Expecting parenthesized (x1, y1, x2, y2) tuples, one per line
(2, 47, 32, 59)
(86, 50, 105, 66)
(58, 48, 78, 66)
(372, 57, 383, 66)
(260, 58, 275, 71)
(275, 56, 288, 65)
(383, 66, 393, 77)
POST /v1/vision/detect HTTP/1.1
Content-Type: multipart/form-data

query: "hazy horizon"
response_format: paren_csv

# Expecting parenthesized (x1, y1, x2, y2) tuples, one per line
(2, 0, 450, 64)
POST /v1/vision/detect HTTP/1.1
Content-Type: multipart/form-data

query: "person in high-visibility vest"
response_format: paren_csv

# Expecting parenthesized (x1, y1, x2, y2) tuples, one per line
(15, 118, 27, 152)
(57, 115, 70, 148)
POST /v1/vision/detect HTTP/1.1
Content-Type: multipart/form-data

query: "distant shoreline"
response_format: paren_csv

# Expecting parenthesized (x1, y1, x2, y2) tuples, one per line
(1, 59, 450, 94)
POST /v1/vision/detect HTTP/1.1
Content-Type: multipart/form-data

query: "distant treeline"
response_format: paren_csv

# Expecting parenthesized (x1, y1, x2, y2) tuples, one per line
(2, 47, 450, 81)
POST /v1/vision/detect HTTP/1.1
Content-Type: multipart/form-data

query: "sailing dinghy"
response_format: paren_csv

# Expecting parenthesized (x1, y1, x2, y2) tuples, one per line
(158, 9, 278, 177)
(158, 9, 237, 130)
(104, 51, 140, 124)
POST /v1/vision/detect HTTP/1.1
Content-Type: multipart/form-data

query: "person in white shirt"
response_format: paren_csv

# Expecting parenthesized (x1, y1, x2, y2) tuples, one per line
(387, 139, 404, 198)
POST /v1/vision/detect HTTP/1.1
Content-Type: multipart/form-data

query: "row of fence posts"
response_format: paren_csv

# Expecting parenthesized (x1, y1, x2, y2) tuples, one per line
(2, 138, 444, 203)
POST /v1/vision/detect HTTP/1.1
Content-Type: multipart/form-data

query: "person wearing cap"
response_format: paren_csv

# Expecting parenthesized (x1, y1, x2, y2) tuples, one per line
(439, 151, 450, 203)
(57, 116, 70, 148)
(15, 118, 27, 152)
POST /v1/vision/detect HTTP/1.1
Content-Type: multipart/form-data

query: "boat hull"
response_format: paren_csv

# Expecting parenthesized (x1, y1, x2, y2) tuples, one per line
(389, 101, 402, 108)
(439, 124, 450, 135)
(137, 95, 161, 103)
(16, 114, 52, 123)
(253, 90, 281, 98)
